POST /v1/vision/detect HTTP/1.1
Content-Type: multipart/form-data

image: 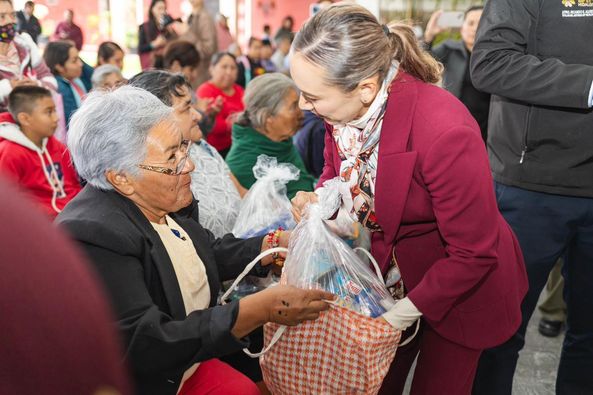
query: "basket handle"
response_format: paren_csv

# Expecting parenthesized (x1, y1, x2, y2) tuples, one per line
(243, 325, 287, 358)
(354, 247, 421, 346)
(220, 247, 289, 305)
(353, 247, 384, 284)
(219, 247, 290, 359)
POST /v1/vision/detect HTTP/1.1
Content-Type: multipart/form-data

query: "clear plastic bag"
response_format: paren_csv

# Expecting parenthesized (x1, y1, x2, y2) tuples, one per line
(316, 177, 372, 254)
(283, 199, 395, 318)
(232, 155, 298, 238)
(220, 272, 280, 303)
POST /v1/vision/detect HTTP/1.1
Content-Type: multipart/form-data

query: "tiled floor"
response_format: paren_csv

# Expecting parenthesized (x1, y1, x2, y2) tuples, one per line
(512, 308, 563, 395)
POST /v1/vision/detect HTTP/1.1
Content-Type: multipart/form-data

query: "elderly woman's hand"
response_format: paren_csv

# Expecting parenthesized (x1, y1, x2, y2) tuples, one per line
(291, 191, 319, 223)
(232, 285, 335, 338)
(263, 285, 334, 326)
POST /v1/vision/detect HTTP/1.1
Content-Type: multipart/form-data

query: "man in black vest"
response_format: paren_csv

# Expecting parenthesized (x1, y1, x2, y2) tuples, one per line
(471, 0, 593, 394)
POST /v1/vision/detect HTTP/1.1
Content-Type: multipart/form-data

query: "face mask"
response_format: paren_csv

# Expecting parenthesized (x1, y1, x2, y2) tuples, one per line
(0, 23, 16, 43)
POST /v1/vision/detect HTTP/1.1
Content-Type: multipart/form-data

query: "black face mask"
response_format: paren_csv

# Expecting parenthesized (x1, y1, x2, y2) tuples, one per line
(0, 23, 16, 43)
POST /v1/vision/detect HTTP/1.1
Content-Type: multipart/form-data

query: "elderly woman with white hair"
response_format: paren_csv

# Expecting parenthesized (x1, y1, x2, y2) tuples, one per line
(91, 64, 125, 90)
(225, 72, 315, 199)
(55, 86, 332, 395)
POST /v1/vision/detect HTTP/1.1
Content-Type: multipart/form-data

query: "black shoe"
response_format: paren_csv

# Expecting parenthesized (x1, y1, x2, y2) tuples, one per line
(538, 318, 563, 337)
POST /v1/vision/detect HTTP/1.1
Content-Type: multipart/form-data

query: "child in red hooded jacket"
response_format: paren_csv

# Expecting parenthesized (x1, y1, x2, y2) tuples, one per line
(0, 85, 81, 218)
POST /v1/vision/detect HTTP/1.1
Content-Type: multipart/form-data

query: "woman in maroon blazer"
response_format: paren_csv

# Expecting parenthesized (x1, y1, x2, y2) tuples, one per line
(289, 4, 528, 394)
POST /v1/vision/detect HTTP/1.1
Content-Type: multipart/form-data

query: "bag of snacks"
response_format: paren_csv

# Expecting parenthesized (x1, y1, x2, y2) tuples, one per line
(232, 155, 297, 238)
(260, 201, 402, 394)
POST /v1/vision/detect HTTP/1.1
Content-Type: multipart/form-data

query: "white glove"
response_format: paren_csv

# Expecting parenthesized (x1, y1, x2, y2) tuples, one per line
(382, 297, 422, 330)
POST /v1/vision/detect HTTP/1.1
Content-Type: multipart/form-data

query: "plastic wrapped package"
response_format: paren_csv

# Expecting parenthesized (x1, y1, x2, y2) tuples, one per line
(259, 201, 400, 395)
(315, 177, 371, 250)
(232, 155, 298, 238)
(220, 272, 280, 302)
(285, 179, 395, 318)
(223, 179, 408, 394)
(283, 201, 395, 318)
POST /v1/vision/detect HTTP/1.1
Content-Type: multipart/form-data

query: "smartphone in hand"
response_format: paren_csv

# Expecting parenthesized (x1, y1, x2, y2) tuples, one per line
(438, 11, 464, 28)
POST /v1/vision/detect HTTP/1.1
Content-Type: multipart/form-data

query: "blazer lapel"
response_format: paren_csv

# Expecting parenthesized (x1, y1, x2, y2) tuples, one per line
(374, 72, 419, 243)
(116, 194, 188, 319)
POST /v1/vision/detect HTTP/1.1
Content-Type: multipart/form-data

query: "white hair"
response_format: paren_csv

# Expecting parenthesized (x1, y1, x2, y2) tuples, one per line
(91, 64, 123, 89)
(239, 73, 297, 130)
(67, 86, 173, 190)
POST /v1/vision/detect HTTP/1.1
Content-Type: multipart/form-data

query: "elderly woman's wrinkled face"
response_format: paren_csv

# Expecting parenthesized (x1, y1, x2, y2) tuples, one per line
(170, 85, 202, 142)
(98, 72, 125, 90)
(264, 88, 303, 142)
(132, 119, 195, 217)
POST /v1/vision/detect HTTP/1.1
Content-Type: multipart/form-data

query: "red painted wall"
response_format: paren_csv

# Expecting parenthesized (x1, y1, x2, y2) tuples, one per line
(250, 0, 313, 41)
(32, 0, 314, 49)
(36, 0, 103, 46)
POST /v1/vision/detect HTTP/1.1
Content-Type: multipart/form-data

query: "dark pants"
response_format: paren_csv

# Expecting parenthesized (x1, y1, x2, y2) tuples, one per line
(473, 182, 593, 395)
(379, 321, 481, 395)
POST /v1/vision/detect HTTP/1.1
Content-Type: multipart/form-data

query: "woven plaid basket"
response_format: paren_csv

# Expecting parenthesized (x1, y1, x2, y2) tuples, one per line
(260, 301, 401, 395)
(221, 247, 414, 395)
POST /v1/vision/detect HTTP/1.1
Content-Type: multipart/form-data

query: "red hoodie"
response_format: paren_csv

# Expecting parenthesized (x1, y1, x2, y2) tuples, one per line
(0, 113, 81, 218)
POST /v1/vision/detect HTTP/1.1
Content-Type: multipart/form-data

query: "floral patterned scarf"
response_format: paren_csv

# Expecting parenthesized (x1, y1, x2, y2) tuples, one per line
(333, 62, 399, 231)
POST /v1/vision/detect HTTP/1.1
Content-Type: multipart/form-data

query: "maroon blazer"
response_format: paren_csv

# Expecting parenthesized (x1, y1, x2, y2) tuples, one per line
(319, 72, 528, 350)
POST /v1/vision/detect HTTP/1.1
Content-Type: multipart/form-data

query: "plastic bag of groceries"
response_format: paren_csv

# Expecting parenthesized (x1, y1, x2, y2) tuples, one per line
(232, 155, 298, 238)
(284, 203, 395, 318)
(258, 197, 402, 395)
(315, 177, 372, 251)
(220, 271, 279, 303)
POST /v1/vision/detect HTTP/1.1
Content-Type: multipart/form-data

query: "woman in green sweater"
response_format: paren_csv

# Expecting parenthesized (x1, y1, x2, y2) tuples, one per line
(226, 73, 315, 199)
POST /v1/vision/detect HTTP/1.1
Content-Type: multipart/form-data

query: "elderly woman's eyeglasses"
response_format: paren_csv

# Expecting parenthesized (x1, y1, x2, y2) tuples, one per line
(138, 139, 192, 176)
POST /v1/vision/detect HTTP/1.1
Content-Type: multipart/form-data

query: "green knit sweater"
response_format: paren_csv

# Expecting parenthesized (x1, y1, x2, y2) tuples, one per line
(226, 123, 315, 199)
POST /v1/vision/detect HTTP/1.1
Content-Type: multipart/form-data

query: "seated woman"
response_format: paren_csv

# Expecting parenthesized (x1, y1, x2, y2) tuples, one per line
(226, 73, 315, 199)
(196, 52, 244, 157)
(129, 70, 246, 238)
(0, 0, 57, 112)
(162, 40, 220, 135)
(91, 64, 125, 90)
(56, 86, 332, 395)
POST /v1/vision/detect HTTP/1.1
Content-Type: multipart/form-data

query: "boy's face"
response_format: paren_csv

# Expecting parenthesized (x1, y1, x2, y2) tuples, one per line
(261, 45, 273, 60)
(248, 40, 262, 61)
(24, 97, 59, 138)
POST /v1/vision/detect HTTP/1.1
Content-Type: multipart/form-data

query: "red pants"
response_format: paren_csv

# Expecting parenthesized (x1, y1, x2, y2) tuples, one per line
(379, 322, 482, 395)
(178, 358, 260, 395)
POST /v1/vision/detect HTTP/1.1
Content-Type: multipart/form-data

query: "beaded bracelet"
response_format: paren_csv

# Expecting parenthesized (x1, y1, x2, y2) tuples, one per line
(266, 227, 284, 266)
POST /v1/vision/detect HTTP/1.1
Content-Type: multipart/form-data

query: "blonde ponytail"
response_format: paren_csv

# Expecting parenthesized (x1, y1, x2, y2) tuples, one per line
(387, 23, 443, 84)
(293, 3, 443, 91)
